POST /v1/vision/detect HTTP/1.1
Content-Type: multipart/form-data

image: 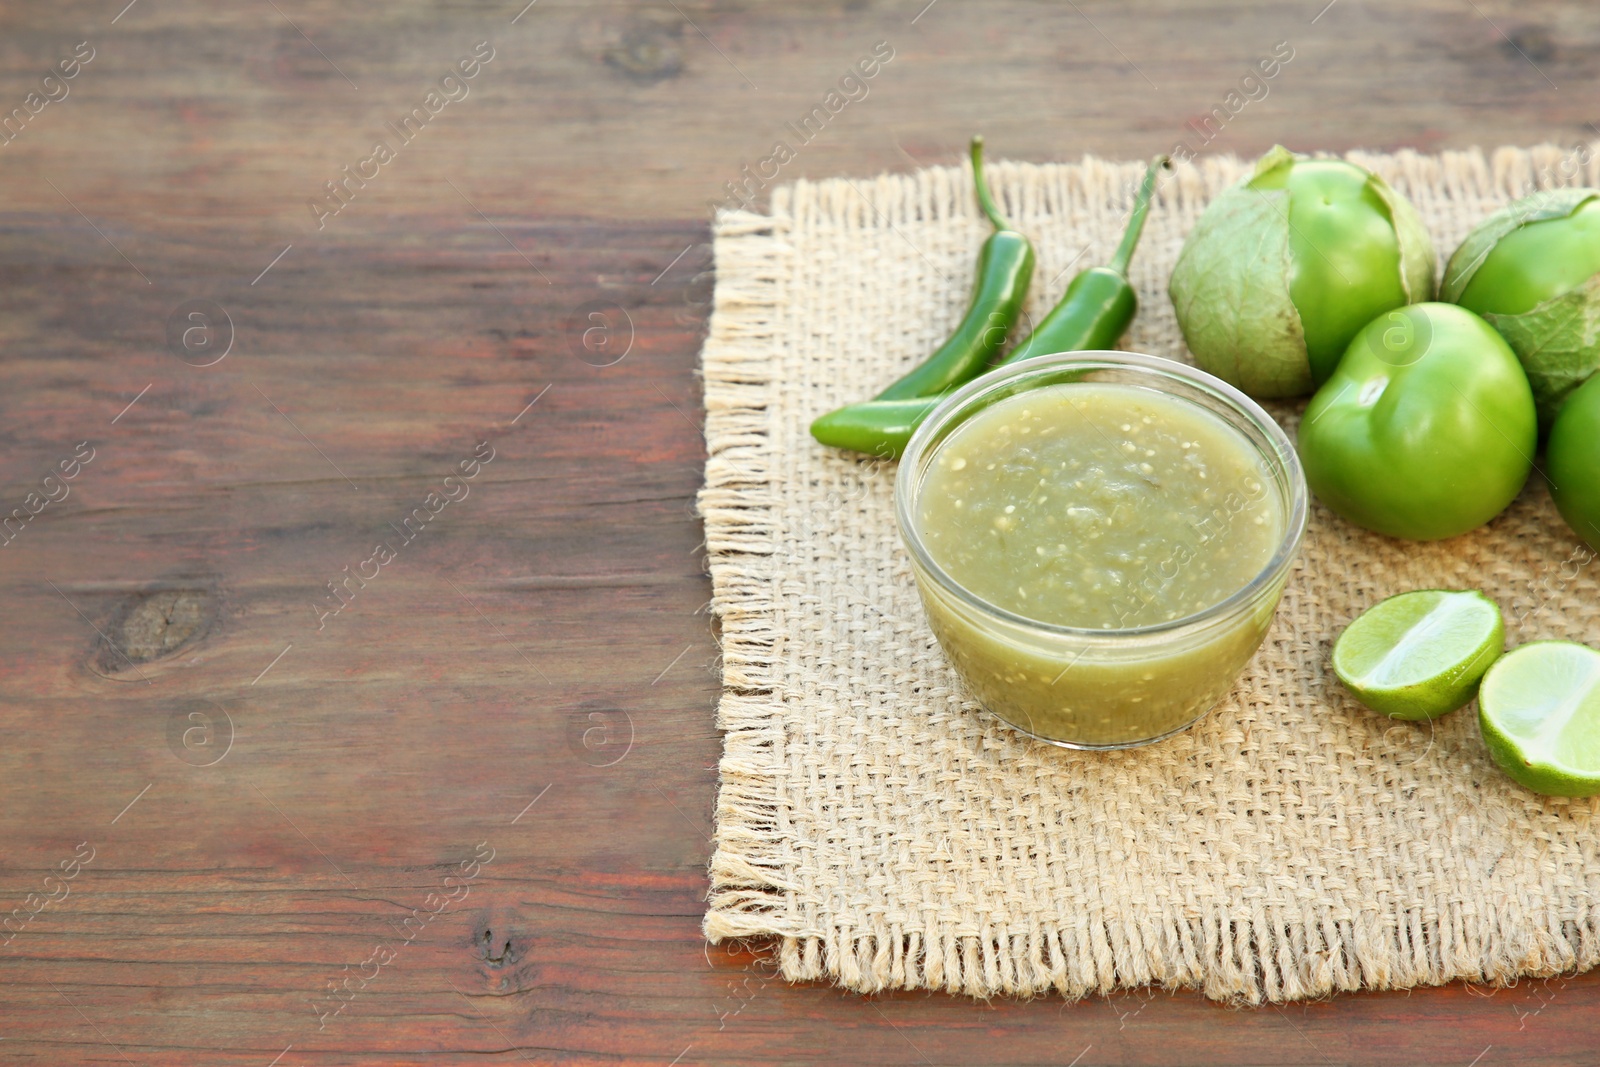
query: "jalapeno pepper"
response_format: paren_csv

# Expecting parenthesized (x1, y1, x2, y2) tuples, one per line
(811, 155, 1167, 459)
(807, 394, 942, 460)
(1002, 155, 1167, 364)
(867, 136, 1035, 401)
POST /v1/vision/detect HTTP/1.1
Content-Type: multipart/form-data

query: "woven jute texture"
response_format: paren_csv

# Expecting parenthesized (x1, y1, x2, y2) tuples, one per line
(698, 143, 1600, 1004)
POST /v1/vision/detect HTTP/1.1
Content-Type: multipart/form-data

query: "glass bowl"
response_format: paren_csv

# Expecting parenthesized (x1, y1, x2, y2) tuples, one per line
(894, 351, 1308, 749)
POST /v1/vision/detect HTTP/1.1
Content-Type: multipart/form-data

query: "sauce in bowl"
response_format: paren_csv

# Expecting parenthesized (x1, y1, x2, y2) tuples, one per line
(897, 353, 1306, 748)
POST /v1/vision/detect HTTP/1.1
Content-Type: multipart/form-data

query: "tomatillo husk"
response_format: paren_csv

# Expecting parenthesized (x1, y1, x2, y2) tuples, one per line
(1169, 146, 1435, 399)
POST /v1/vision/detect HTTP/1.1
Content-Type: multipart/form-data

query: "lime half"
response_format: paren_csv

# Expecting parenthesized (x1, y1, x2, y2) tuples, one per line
(1479, 641, 1600, 797)
(1332, 589, 1504, 720)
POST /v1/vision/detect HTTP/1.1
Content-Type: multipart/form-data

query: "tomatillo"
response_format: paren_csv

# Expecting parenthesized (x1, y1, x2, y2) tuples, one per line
(1442, 189, 1600, 429)
(1547, 373, 1600, 552)
(1170, 146, 1435, 399)
(1298, 302, 1536, 541)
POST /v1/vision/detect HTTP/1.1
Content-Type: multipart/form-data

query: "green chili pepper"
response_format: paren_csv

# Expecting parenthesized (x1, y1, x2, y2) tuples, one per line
(811, 156, 1167, 460)
(867, 136, 1035, 401)
(1002, 155, 1167, 365)
(808, 395, 943, 460)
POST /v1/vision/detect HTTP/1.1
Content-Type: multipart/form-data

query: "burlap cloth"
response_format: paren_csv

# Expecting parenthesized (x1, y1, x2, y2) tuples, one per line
(697, 144, 1600, 1003)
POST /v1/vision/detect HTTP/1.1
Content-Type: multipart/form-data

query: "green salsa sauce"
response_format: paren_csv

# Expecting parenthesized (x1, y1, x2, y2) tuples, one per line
(907, 381, 1289, 746)
(918, 382, 1282, 628)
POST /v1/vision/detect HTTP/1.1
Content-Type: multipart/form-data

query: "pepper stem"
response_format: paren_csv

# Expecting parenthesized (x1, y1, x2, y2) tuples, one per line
(970, 136, 1011, 232)
(1107, 155, 1170, 278)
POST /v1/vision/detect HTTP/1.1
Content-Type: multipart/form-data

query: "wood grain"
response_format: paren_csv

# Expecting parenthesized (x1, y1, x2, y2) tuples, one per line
(2, 1, 1600, 1063)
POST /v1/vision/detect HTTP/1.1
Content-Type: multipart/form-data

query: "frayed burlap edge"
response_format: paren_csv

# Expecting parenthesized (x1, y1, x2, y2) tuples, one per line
(698, 142, 1600, 1004)
(699, 207, 794, 945)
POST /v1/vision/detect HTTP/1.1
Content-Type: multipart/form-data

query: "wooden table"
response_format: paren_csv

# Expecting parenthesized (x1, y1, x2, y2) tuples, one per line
(4, 2, 1599, 1063)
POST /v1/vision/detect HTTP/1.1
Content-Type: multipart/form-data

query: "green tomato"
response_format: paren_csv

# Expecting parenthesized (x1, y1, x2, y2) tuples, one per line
(1249, 160, 1411, 385)
(1547, 373, 1600, 552)
(1170, 146, 1435, 399)
(1298, 302, 1536, 541)
(1442, 190, 1600, 429)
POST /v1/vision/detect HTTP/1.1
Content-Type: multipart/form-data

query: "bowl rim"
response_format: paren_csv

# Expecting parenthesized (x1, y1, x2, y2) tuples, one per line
(894, 350, 1309, 641)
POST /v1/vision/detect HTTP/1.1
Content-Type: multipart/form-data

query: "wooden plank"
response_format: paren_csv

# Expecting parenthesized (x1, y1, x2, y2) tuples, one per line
(2, 1, 1598, 223)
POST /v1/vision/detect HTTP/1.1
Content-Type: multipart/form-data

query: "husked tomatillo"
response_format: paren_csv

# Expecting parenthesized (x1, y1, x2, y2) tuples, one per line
(1297, 303, 1535, 541)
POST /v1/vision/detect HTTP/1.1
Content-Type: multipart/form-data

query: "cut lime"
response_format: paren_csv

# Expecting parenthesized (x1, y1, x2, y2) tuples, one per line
(1479, 641, 1600, 797)
(1331, 589, 1504, 720)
